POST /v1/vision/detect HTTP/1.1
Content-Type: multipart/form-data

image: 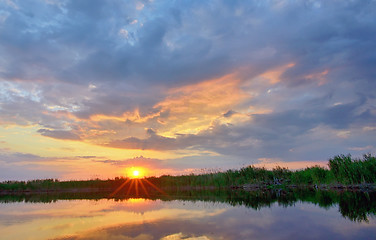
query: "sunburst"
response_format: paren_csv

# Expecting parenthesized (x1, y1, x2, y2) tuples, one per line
(109, 168, 167, 198)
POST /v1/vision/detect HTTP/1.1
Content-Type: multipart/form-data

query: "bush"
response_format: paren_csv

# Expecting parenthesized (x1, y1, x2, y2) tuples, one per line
(329, 153, 376, 184)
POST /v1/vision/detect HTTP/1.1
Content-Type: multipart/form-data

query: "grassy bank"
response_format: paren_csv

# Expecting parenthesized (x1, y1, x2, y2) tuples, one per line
(1, 153, 375, 192)
(146, 153, 376, 189)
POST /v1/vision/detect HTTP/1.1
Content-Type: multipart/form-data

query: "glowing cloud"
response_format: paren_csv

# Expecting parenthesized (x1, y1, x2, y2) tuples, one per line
(260, 63, 295, 84)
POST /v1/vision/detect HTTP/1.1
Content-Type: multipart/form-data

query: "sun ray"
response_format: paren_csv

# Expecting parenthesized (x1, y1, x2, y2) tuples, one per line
(109, 178, 131, 198)
(143, 178, 169, 196)
(108, 168, 170, 199)
(126, 180, 135, 196)
(135, 179, 139, 196)
(138, 180, 150, 197)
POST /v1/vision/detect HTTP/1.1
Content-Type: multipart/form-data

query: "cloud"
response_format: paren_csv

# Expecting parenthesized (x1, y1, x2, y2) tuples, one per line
(0, 0, 375, 177)
(106, 129, 184, 151)
(95, 156, 164, 168)
(37, 129, 81, 141)
(223, 110, 236, 118)
(348, 145, 374, 152)
(0, 150, 45, 163)
(1, 0, 372, 89)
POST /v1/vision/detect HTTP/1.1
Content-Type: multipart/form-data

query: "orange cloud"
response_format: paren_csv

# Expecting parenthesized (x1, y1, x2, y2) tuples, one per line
(303, 69, 329, 86)
(36, 72, 252, 152)
(260, 63, 295, 84)
(154, 73, 249, 136)
(89, 108, 161, 123)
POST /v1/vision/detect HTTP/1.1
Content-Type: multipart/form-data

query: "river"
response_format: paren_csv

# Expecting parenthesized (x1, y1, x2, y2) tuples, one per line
(1, 189, 375, 239)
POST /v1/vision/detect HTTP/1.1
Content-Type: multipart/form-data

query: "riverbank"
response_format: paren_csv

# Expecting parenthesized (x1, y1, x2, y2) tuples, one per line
(238, 183, 376, 192)
(1, 154, 375, 194)
(2, 183, 376, 195)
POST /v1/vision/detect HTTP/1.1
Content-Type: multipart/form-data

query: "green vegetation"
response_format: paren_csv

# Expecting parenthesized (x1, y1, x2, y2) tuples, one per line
(147, 153, 376, 188)
(0, 177, 129, 192)
(1, 153, 375, 192)
(328, 153, 376, 184)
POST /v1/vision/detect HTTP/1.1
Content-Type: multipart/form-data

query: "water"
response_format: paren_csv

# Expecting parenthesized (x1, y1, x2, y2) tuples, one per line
(1, 190, 376, 240)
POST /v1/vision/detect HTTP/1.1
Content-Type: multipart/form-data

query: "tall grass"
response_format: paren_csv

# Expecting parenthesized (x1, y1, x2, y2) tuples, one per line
(328, 153, 376, 184)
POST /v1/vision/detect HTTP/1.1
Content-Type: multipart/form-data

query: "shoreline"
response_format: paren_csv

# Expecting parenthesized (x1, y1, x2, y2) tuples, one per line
(1, 183, 376, 195)
(236, 183, 376, 192)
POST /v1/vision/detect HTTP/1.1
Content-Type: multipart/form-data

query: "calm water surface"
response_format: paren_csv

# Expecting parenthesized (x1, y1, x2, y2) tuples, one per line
(1, 190, 376, 240)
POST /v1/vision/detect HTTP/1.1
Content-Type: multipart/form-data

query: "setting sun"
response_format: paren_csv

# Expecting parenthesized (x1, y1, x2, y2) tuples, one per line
(126, 167, 146, 179)
(133, 170, 140, 177)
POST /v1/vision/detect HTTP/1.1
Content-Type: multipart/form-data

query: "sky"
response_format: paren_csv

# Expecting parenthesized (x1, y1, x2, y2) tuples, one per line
(0, 0, 375, 180)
